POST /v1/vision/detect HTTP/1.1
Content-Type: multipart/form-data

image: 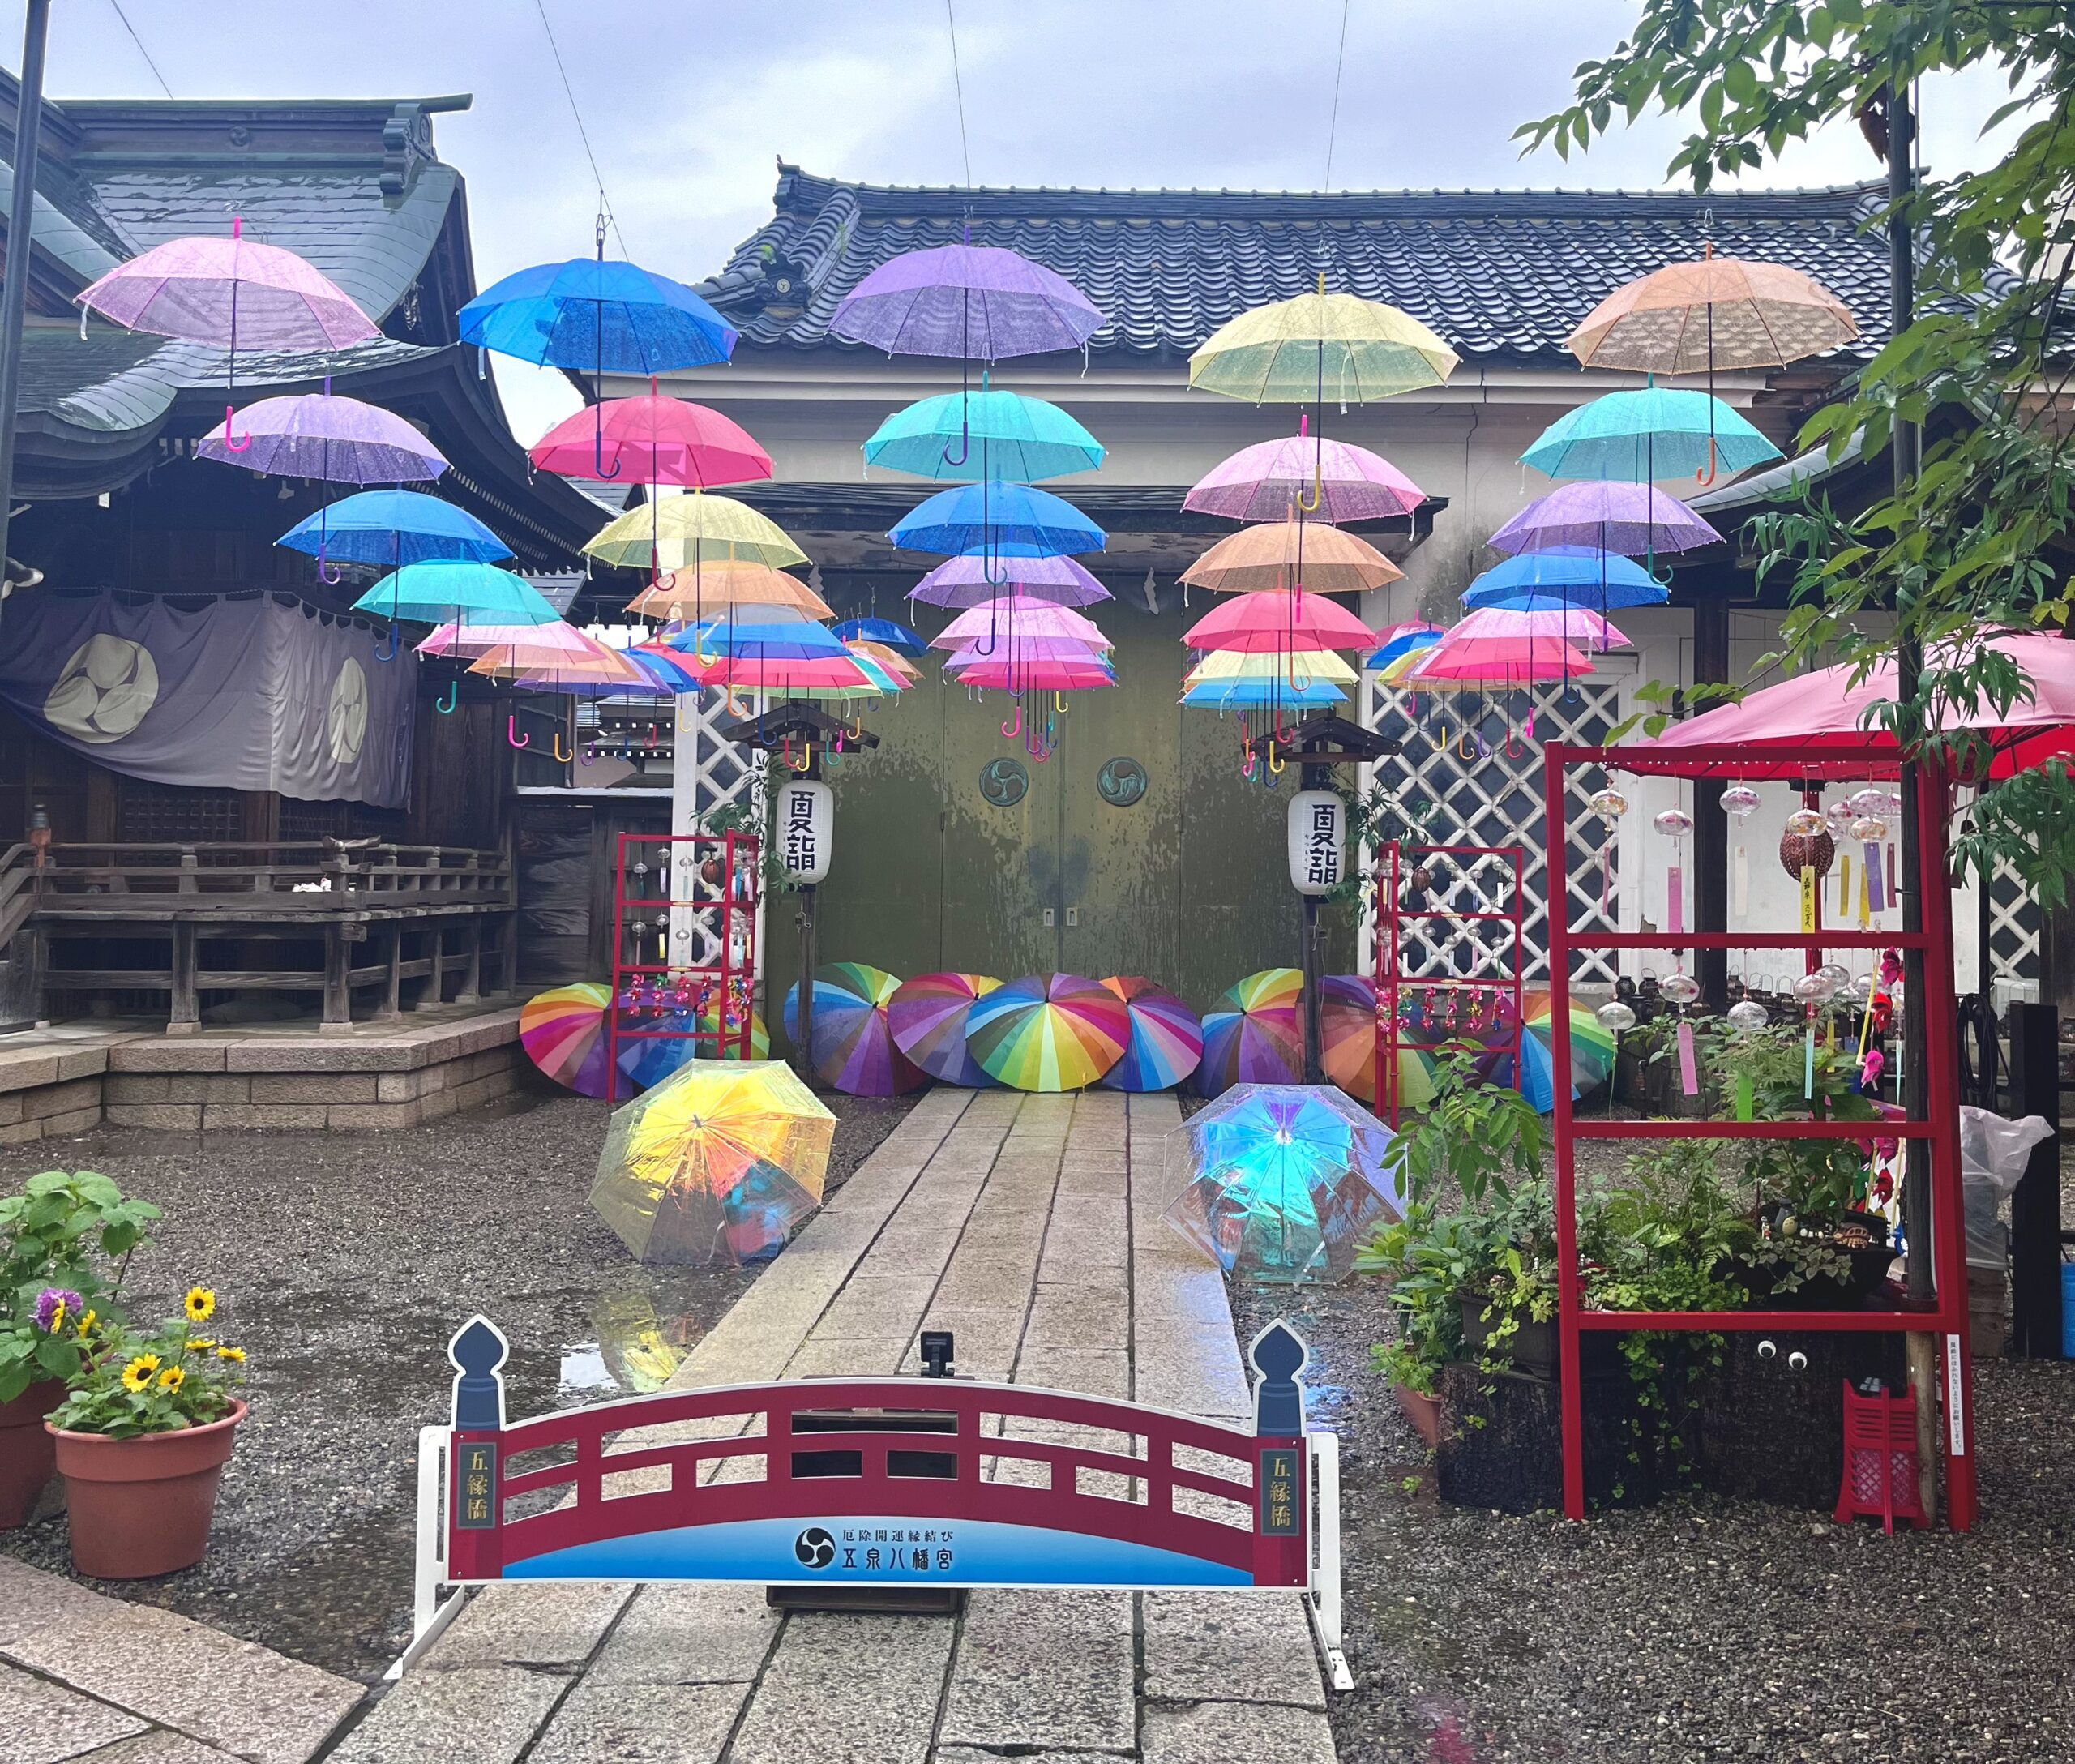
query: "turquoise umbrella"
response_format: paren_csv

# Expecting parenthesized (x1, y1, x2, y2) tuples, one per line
(353, 560, 558, 624)
(863, 387, 1106, 482)
(1521, 387, 1782, 484)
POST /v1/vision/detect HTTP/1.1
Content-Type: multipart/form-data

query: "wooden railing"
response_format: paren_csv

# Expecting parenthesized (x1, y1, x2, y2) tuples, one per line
(27, 840, 512, 911)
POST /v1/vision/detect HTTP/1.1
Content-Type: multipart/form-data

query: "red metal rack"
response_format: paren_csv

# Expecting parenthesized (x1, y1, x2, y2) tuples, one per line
(1542, 742, 1974, 1530)
(605, 831, 761, 1085)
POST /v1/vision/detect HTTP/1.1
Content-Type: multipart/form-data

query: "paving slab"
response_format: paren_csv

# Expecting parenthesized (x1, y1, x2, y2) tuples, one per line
(417, 1581, 631, 1672)
(0, 1662, 148, 1764)
(325, 1665, 565, 1764)
(67, 1732, 243, 1764)
(725, 1612, 955, 1764)
(1143, 1591, 1329, 1710)
(1143, 1698, 1338, 1764)
(585, 1583, 778, 1685)
(527, 1680, 746, 1764)
(937, 1590, 1135, 1753)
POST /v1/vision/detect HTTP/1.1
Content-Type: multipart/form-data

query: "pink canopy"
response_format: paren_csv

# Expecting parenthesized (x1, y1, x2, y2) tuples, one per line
(1626, 631, 2075, 780)
(945, 636, 1110, 668)
(1410, 633, 1592, 683)
(1183, 589, 1376, 654)
(953, 656, 1117, 691)
(1185, 433, 1424, 525)
(932, 596, 1110, 649)
(78, 225, 379, 351)
(1451, 604, 1629, 653)
(417, 621, 547, 659)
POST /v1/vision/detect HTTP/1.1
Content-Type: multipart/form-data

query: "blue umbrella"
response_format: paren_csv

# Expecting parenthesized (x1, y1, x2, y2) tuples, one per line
(353, 561, 558, 625)
(831, 616, 929, 657)
(280, 490, 512, 571)
(1462, 547, 1670, 610)
(1183, 678, 1346, 710)
(889, 482, 1106, 558)
(863, 387, 1106, 482)
(1521, 387, 1782, 483)
(459, 258, 738, 375)
(665, 617, 852, 661)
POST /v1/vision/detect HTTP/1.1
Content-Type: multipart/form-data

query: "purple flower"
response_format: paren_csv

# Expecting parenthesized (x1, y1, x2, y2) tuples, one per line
(33, 1287, 84, 1333)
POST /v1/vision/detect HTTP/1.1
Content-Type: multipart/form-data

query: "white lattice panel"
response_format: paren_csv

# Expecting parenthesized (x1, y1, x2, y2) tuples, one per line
(671, 690, 766, 981)
(1989, 855, 2040, 997)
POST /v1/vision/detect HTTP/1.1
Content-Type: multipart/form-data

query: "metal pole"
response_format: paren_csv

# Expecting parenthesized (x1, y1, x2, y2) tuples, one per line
(0, 0, 54, 609)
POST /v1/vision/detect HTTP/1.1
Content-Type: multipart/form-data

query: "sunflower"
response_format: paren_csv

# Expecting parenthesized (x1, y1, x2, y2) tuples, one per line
(184, 1287, 216, 1323)
(75, 1308, 96, 1338)
(157, 1365, 186, 1394)
(186, 1338, 216, 1353)
(215, 1345, 246, 1364)
(121, 1355, 161, 1393)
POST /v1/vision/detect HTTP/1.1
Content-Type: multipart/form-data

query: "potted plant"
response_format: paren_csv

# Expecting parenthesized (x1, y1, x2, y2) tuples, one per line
(0, 1171, 158, 1528)
(45, 1286, 246, 1578)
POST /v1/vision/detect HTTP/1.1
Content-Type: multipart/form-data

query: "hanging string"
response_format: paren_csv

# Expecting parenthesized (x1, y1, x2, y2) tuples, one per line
(946, 0, 974, 190)
(109, 2, 174, 98)
(1321, 0, 1354, 188)
(535, 0, 627, 257)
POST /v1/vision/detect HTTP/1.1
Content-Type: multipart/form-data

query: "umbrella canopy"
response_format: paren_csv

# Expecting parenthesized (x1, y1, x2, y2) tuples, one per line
(529, 394, 772, 488)
(951, 653, 1117, 693)
(830, 244, 1105, 359)
(891, 482, 1106, 558)
(1166, 1083, 1401, 1283)
(1623, 629, 2075, 780)
(197, 386, 447, 482)
(617, 1001, 770, 1092)
(1188, 290, 1459, 403)
(585, 494, 808, 572)
(783, 964, 927, 1096)
(1409, 632, 1593, 683)
(1522, 387, 1783, 483)
(682, 652, 880, 695)
(965, 974, 1130, 1092)
(78, 224, 379, 351)
(417, 619, 564, 659)
(1186, 433, 1424, 524)
(1184, 590, 1376, 655)
(1189, 647, 1359, 686)
(845, 640, 920, 681)
(910, 551, 1112, 609)
(627, 563, 832, 621)
(1567, 255, 1859, 375)
(460, 258, 737, 372)
(670, 617, 854, 662)
(1182, 520, 1402, 596)
(1479, 988, 1616, 1113)
(281, 489, 512, 574)
(1451, 602, 1631, 653)
(521, 982, 634, 1099)
(1319, 974, 1441, 1111)
(1097, 977, 1203, 1092)
(864, 387, 1105, 482)
(591, 1060, 836, 1266)
(354, 561, 558, 626)
(1197, 968, 1304, 1096)
(932, 596, 1111, 650)
(831, 616, 930, 657)
(1488, 482, 1721, 559)
(888, 973, 1003, 1088)
(468, 626, 648, 687)
(1366, 623, 1446, 672)
(1183, 676, 1346, 711)
(944, 635, 1112, 669)
(1462, 547, 1670, 610)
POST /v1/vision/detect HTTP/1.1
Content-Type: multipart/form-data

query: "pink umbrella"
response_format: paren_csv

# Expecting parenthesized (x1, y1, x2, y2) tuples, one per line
(77, 219, 379, 452)
(910, 552, 1112, 609)
(1183, 589, 1376, 654)
(417, 621, 551, 659)
(529, 389, 772, 488)
(1186, 430, 1424, 525)
(932, 596, 1111, 649)
(954, 655, 1117, 692)
(945, 636, 1113, 668)
(1410, 633, 1592, 683)
(1451, 602, 1630, 653)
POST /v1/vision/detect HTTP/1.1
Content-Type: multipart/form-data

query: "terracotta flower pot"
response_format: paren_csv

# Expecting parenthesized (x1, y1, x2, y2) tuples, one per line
(1393, 1381, 1443, 1448)
(47, 1399, 245, 1578)
(0, 1380, 65, 1529)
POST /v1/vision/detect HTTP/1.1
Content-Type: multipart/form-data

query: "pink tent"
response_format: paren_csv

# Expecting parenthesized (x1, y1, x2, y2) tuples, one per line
(1628, 631, 2075, 779)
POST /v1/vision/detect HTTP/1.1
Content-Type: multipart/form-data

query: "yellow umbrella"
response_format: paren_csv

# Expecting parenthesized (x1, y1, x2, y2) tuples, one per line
(591, 1060, 836, 1266)
(585, 492, 808, 572)
(1188, 280, 1460, 404)
(625, 561, 832, 621)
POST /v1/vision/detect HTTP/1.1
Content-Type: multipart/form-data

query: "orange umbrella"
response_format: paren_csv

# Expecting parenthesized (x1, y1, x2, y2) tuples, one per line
(467, 623, 647, 687)
(1181, 518, 1402, 596)
(1566, 255, 1859, 375)
(625, 561, 832, 621)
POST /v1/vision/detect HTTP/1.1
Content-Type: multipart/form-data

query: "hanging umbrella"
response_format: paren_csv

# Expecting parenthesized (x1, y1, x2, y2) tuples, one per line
(586, 493, 808, 572)
(1189, 648, 1358, 687)
(416, 618, 564, 659)
(845, 640, 920, 683)
(1365, 623, 1445, 672)
(1097, 977, 1202, 1092)
(1183, 591, 1375, 655)
(949, 653, 1116, 693)
(1197, 968, 1304, 1096)
(521, 982, 634, 1099)
(1489, 482, 1720, 559)
(965, 974, 1130, 1092)
(462, 258, 737, 374)
(280, 489, 513, 572)
(1462, 548, 1670, 610)
(891, 482, 1106, 558)
(931, 596, 1111, 650)
(1566, 256, 1859, 375)
(1183, 647, 1350, 710)
(196, 380, 447, 482)
(1522, 387, 1782, 483)
(1184, 676, 1346, 711)
(863, 387, 1105, 482)
(1186, 434, 1424, 524)
(1319, 974, 1440, 1111)
(1479, 987, 1616, 1114)
(670, 616, 854, 662)
(1182, 520, 1403, 596)
(1450, 602, 1632, 653)
(830, 616, 930, 657)
(830, 243, 1104, 360)
(591, 1060, 836, 1267)
(679, 652, 881, 696)
(529, 392, 772, 488)
(1408, 632, 1594, 683)
(1188, 289, 1459, 404)
(888, 973, 1002, 1087)
(627, 563, 832, 621)
(1165, 1083, 1401, 1283)
(354, 561, 558, 626)
(782, 964, 926, 1096)
(910, 551, 1112, 609)
(468, 626, 648, 690)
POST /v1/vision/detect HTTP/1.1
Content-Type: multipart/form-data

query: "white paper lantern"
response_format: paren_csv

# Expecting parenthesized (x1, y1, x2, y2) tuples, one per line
(776, 779, 834, 885)
(1286, 790, 1344, 896)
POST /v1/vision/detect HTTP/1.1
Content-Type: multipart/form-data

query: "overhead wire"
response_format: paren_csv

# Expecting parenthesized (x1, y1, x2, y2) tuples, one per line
(533, 0, 627, 256)
(107, 1, 173, 98)
(945, 0, 973, 188)
(1322, 0, 1353, 188)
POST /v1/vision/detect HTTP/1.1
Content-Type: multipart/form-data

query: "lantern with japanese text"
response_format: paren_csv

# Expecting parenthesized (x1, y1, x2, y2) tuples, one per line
(777, 780, 834, 886)
(1286, 791, 1344, 896)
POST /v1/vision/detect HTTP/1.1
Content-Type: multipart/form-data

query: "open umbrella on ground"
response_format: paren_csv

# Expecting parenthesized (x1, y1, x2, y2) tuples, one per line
(1462, 547, 1670, 610)
(1197, 968, 1304, 1096)
(1566, 255, 1859, 375)
(1488, 482, 1720, 559)
(591, 1060, 835, 1267)
(1097, 977, 1203, 1092)
(864, 387, 1105, 482)
(1478, 988, 1616, 1113)
(965, 974, 1130, 1092)
(891, 482, 1106, 558)
(1522, 387, 1782, 484)
(616, 1001, 769, 1093)
(910, 551, 1112, 609)
(783, 964, 926, 1096)
(1319, 974, 1440, 1111)
(521, 982, 634, 1099)
(889, 973, 1002, 1087)
(1165, 1083, 1401, 1283)
(197, 379, 447, 482)
(1182, 520, 1403, 597)
(1187, 433, 1424, 525)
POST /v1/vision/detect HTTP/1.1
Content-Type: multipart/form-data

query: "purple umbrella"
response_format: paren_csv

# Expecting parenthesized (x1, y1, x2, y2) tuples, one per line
(1488, 481, 1721, 559)
(909, 551, 1112, 609)
(1186, 433, 1425, 525)
(832, 245, 1103, 361)
(196, 379, 447, 482)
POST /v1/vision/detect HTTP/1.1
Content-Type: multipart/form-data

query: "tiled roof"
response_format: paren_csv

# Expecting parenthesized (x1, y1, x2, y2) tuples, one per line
(700, 167, 1904, 366)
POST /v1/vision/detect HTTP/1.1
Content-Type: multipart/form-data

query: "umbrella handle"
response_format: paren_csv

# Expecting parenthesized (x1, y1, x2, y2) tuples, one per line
(434, 680, 457, 715)
(1693, 434, 1718, 489)
(220, 405, 253, 453)
(780, 737, 796, 768)
(552, 732, 572, 763)
(318, 558, 347, 587)
(1504, 726, 1525, 759)
(824, 742, 844, 771)
(1267, 745, 1286, 776)
(593, 422, 624, 481)
(1002, 702, 1022, 739)
(580, 739, 597, 765)
(507, 716, 529, 749)
(645, 721, 660, 751)
(374, 623, 399, 662)
(692, 630, 720, 669)
(1054, 692, 1069, 715)
(1457, 726, 1478, 762)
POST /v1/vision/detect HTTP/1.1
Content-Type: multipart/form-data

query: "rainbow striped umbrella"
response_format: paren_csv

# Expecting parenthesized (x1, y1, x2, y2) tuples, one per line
(782, 964, 926, 1097)
(889, 973, 1002, 1087)
(965, 974, 1129, 1092)
(1197, 968, 1304, 1097)
(1481, 987, 1617, 1113)
(1097, 976, 1203, 1092)
(1319, 974, 1438, 1111)
(520, 982, 634, 1099)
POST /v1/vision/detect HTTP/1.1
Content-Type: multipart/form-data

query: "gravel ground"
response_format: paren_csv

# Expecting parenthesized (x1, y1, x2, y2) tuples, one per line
(0, 1077, 914, 1684)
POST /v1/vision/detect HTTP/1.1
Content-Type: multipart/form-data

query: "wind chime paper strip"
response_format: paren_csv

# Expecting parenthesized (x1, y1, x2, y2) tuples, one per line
(1799, 865, 1816, 934)
(1666, 865, 1684, 935)
(1859, 862, 1872, 929)
(1867, 840, 1886, 913)
(1838, 853, 1851, 915)
(1732, 846, 1748, 918)
(1677, 1021, 1700, 1096)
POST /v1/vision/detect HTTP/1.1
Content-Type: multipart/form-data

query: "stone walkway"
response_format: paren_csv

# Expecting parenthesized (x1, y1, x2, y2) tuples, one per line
(339, 1088, 1337, 1763)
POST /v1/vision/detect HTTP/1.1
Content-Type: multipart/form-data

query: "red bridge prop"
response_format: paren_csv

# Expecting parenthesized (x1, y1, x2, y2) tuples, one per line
(402, 1317, 1348, 1687)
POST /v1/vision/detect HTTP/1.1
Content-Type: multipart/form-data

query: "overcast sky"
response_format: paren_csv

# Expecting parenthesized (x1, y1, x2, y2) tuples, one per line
(4, 1, 2025, 440)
